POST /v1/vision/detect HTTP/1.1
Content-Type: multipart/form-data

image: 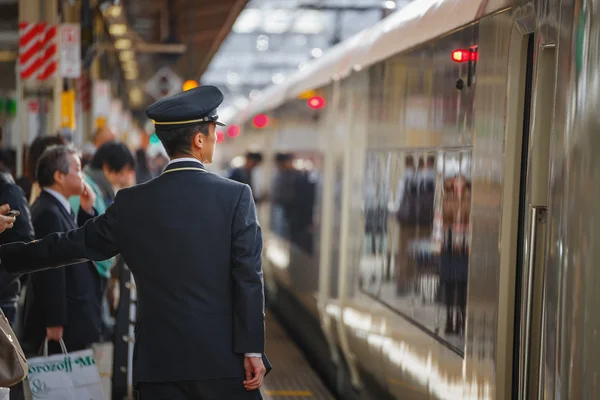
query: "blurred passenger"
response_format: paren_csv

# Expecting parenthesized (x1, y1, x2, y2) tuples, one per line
(14, 134, 67, 204)
(73, 141, 136, 208)
(0, 125, 34, 327)
(92, 126, 116, 150)
(135, 148, 152, 184)
(417, 154, 436, 226)
(20, 145, 102, 355)
(271, 153, 296, 238)
(394, 154, 437, 295)
(440, 176, 470, 335)
(395, 155, 417, 294)
(79, 143, 97, 169)
(69, 142, 136, 339)
(228, 152, 263, 201)
(147, 148, 169, 178)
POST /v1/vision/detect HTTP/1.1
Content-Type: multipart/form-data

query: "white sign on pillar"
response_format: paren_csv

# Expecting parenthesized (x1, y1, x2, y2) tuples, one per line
(109, 100, 122, 135)
(27, 100, 40, 145)
(144, 67, 183, 101)
(92, 81, 111, 120)
(59, 23, 81, 78)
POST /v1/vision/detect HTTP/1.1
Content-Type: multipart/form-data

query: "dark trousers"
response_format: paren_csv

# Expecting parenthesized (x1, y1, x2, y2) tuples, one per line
(137, 380, 263, 400)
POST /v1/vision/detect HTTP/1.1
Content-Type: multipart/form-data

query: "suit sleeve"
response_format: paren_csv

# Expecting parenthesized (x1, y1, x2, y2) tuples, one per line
(0, 193, 121, 275)
(231, 184, 265, 354)
(0, 184, 35, 295)
(31, 210, 68, 327)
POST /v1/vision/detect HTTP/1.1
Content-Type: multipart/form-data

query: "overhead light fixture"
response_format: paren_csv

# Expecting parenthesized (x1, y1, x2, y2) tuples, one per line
(272, 73, 285, 84)
(109, 24, 127, 36)
(125, 70, 138, 80)
(183, 80, 199, 91)
(227, 71, 240, 85)
(123, 63, 137, 74)
(311, 48, 323, 58)
(129, 87, 143, 107)
(119, 50, 134, 62)
(115, 38, 131, 50)
(249, 90, 261, 100)
(256, 35, 269, 52)
(0, 51, 17, 62)
(109, 5, 122, 18)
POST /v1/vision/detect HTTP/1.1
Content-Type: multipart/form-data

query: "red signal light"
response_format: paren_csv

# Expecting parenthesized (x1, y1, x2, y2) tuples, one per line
(452, 49, 478, 63)
(216, 131, 225, 143)
(307, 95, 325, 110)
(227, 124, 240, 137)
(253, 114, 269, 129)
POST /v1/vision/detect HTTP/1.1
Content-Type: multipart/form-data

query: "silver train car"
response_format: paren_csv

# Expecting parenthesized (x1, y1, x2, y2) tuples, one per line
(215, 0, 600, 397)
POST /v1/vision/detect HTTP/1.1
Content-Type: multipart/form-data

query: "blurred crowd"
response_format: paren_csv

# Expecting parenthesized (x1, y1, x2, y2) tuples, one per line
(0, 126, 168, 399)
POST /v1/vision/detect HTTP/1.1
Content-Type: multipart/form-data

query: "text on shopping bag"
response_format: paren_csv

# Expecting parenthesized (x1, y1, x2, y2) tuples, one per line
(28, 353, 96, 374)
(26, 349, 104, 399)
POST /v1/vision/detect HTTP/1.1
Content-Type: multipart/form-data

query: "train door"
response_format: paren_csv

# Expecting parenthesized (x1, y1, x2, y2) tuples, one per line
(496, 16, 557, 400)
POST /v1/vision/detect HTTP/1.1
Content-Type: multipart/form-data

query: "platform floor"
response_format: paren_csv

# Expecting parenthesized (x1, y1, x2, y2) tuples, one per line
(261, 311, 335, 400)
(97, 311, 334, 399)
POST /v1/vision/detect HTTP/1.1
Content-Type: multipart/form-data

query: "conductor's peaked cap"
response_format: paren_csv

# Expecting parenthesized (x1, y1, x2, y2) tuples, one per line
(146, 85, 226, 130)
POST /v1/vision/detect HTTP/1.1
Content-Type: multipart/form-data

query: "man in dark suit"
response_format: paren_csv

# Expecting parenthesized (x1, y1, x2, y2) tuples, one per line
(228, 152, 263, 202)
(0, 86, 267, 399)
(20, 145, 102, 355)
(0, 129, 35, 325)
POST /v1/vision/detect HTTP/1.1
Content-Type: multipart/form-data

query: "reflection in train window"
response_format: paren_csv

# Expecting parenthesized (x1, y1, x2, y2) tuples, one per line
(270, 152, 319, 255)
(359, 149, 472, 352)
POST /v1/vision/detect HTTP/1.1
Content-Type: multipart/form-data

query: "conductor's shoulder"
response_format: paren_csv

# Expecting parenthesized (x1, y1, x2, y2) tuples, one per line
(208, 172, 249, 192)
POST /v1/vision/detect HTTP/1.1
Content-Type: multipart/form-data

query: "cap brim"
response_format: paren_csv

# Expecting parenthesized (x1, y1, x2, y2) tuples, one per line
(216, 121, 226, 127)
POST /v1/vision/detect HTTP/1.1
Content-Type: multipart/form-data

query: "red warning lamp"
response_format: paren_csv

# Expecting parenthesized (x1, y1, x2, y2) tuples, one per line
(216, 131, 225, 143)
(451, 49, 478, 63)
(253, 114, 269, 129)
(227, 124, 240, 138)
(307, 95, 325, 110)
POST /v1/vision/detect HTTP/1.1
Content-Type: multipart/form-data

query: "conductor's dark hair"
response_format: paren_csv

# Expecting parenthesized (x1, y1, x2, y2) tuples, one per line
(155, 123, 210, 158)
(90, 141, 136, 172)
(36, 145, 78, 188)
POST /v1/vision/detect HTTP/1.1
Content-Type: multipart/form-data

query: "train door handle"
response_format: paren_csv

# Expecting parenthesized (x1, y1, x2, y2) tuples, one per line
(518, 205, 547, 400)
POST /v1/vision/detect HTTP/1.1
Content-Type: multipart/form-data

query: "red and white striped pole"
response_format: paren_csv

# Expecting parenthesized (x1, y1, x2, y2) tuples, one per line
(16, 0, 60, 177)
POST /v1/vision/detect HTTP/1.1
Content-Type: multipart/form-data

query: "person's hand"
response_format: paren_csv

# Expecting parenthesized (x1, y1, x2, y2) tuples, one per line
(46, 326, 63, 341)
(80, 183, 96, 214)
(243, 356, 266, 391)
(0, 204, 16, 233)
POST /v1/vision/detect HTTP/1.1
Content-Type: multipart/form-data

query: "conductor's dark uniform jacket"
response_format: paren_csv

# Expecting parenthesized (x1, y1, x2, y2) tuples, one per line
(0, 158, 265, 385)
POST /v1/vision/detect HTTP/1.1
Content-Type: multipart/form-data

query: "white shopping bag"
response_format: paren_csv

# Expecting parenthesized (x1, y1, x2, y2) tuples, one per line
(26, 339, 104, 400)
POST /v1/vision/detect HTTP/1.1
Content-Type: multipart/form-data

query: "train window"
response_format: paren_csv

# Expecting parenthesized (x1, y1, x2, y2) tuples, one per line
(359, 148, 472, 351)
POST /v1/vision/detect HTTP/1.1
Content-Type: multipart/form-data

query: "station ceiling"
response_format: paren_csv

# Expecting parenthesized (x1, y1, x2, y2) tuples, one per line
(124, 0, 247, 89)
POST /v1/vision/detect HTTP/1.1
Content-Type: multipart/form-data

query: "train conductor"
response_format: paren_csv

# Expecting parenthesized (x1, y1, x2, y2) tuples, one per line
(0, 85, 268, 400)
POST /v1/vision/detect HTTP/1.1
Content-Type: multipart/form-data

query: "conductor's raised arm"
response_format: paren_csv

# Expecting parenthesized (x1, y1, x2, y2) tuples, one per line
(0, 195, 121, 275)
(231, 184, 265, 355)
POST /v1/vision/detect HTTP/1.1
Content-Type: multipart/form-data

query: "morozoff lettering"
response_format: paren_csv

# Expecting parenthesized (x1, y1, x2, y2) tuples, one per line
(28, 355, 96, 374)
(28, 357, 73, 374)
(74, 355, 96, 367)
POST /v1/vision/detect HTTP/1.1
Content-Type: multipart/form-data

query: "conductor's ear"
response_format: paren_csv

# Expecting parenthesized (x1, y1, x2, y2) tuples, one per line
(193, 132, 204, 149)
